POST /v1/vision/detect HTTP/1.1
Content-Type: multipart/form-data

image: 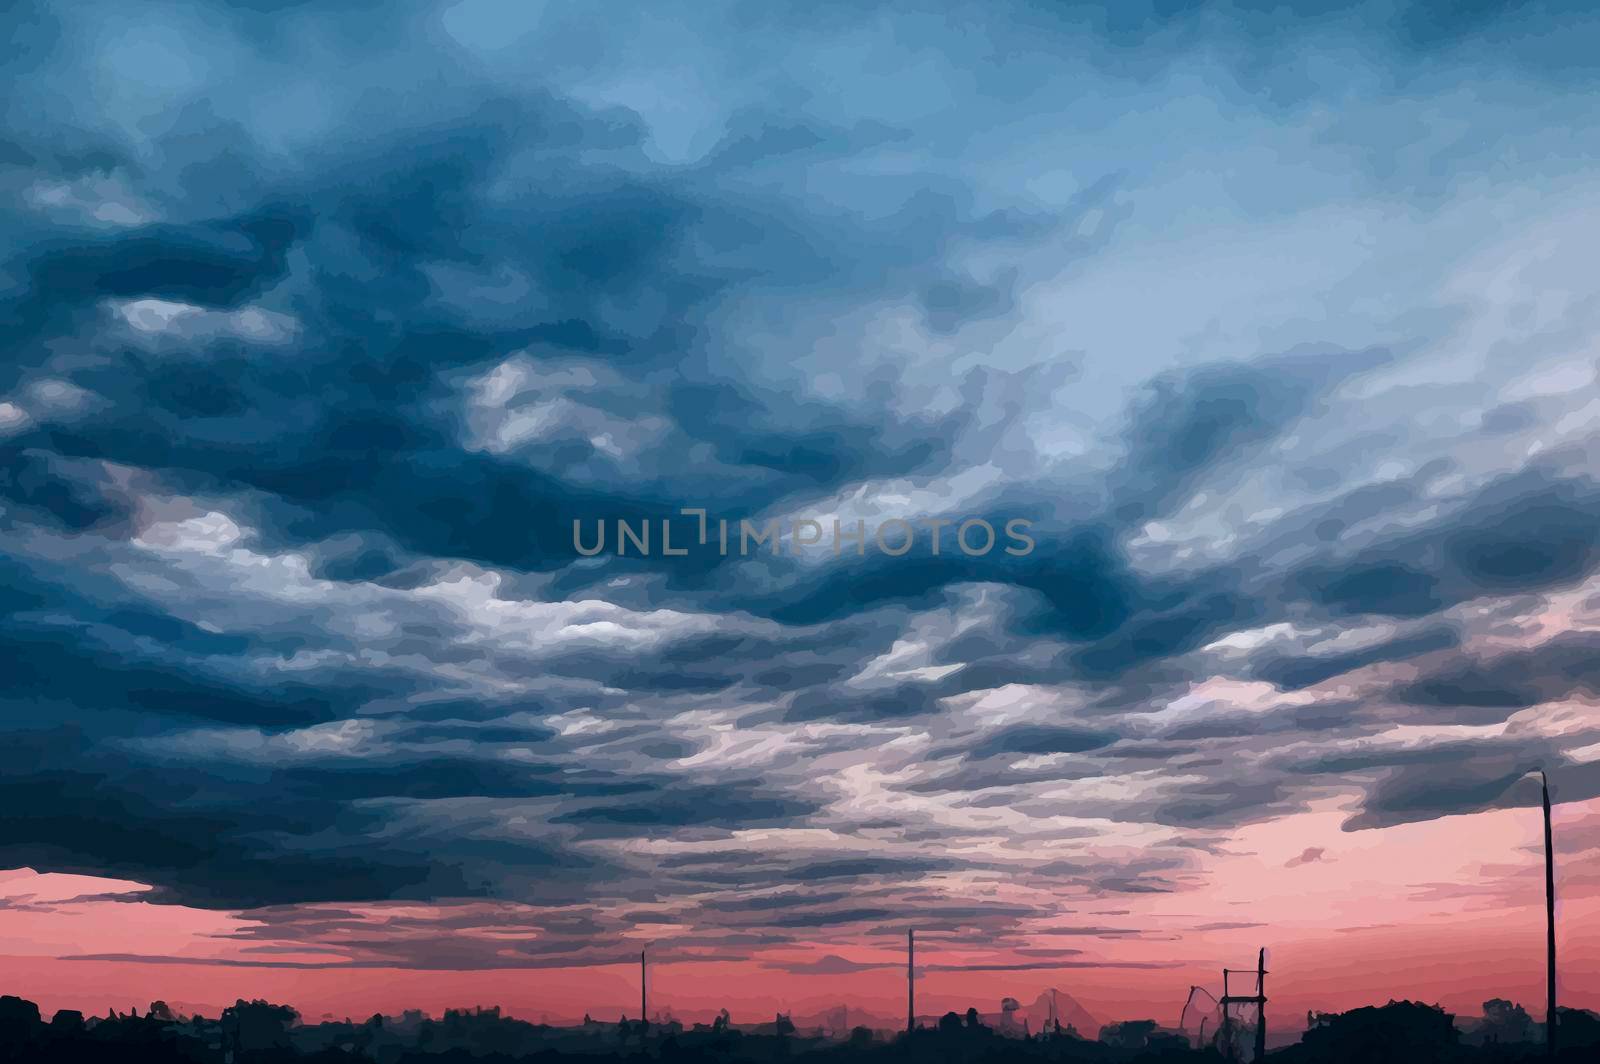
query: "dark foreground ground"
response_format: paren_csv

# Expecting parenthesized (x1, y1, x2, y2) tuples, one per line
(2, 996, 1597, 1064)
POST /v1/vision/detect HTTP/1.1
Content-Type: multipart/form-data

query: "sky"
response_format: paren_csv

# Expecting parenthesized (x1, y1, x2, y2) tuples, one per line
(3, 0, 1600, 1035)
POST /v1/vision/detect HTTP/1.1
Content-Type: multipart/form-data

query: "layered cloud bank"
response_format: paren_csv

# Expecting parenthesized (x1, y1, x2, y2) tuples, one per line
(2, 0, 1599, 1017)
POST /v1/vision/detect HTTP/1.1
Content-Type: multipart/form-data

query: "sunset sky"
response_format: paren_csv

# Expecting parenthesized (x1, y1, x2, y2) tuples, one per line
(3, 0, 1600, 1035)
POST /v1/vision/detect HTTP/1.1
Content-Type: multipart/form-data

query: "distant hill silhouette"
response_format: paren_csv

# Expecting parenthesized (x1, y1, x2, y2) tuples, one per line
(1018, 988, 1102, 1037)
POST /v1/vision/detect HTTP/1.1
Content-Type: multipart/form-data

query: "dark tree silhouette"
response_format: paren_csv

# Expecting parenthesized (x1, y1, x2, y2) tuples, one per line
(1288, 1001, 1459, 1064)
(1554, 1007, 1600, 1050)
(0, 986, 1590, 1064)
(220, 998, 298, 1054)
(1100, 1020, 1160, 1049)
(1478, 999, 1534, 1045)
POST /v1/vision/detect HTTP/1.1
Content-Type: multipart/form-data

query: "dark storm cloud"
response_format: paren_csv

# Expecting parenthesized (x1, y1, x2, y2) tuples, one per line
(1393, 632, 1600, 711)
(1, 617, 381, 730)
(0, 717, 757, 909)
(1251, 626, 1462, 691)
(0, 0, 1597, 977)
(1, 79, 1017, 580)
(548, 781, 818, 832)
(708, 347, 1396, 680)
(1343, 759, 1600, 831)
(0, 734, 485, 908)
(784, 683, 945, 724)
(1287, 467, 1600, 617)
(966, 725, 1119, 759)
(1105, 347, 1391, 527)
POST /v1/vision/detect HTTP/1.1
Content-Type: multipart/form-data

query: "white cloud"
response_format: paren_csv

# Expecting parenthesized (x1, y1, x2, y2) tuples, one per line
(0, 402, 30, 434)
(113, 298, 299, 345)
(461, 354, 671, 460)
(25, 378, 99, 418)
(26, 175, 155, 228)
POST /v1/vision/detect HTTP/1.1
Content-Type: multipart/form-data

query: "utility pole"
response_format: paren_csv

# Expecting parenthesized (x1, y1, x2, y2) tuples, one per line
(640, 949, 647, 1027)
(1254, 948, 1267, 1064)
(1540, 771, 1557, 1059)
(1220, 969, 1232, 1061)
(906, 930, 915, 1034)
(1220, 951, 1268, 1063)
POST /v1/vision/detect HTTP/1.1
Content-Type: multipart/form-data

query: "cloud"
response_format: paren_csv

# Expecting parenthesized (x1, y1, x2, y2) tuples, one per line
(762, 954, 894, 976)
(0, 0, 1599, 978)
(112, 297, 298, 345)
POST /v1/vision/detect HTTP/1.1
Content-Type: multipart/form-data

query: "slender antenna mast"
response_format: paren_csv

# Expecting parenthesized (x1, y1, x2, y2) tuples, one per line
(1541, 771, 1557, 1059)
(640, 948, 647, 1026)
(906, 930, 915, 1033)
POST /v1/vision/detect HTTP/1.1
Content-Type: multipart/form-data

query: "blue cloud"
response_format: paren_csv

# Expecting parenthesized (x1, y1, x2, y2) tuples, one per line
(1, 0, 1599, 970)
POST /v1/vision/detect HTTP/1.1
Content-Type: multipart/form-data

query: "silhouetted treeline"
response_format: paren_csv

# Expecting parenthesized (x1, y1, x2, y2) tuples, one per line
(1, 993, 1597, 1064)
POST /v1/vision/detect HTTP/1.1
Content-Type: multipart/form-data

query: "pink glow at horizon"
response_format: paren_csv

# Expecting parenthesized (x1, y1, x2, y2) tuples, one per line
(3, 797, 1596, 1032)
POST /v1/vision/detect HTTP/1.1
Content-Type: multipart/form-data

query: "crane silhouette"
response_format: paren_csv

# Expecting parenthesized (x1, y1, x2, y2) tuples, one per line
(1180, 985, 1221, 1048)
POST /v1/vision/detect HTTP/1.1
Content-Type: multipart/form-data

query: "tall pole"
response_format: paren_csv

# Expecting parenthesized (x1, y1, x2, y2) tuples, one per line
(906, 930, 915, 1033)
(640, 949, 647, 1026)
(1254, 948, 1267, 1064)
(1541, 771, 1557, 1059)
(1220, 970, 1233, 1063)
